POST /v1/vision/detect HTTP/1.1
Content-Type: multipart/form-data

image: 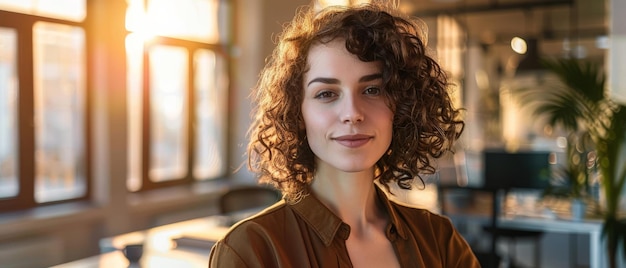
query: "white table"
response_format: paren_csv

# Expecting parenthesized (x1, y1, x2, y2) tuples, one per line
(52, 215, 234, 268)
(441, 186, 608, 268)
(498, 215, 606, 268)
(52, 207, 265, 268)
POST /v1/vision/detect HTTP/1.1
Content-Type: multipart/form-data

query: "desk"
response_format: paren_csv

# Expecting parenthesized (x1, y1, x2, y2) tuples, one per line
(440, 186, 607, 268)
(499, 216, 605, 268)
(52, 214, 236, 268)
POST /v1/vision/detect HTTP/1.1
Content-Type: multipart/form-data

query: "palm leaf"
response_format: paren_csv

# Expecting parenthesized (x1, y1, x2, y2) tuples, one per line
(541, 58, 605, 103)
(602, 216, 626, 267)
(598, 107, 626, 267)
(514, 58, 604, 132)
(597, 106, 626, 216)
(532, 90, 585, 131)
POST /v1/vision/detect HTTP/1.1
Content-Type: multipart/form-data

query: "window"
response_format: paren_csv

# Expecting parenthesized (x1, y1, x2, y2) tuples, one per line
(125, 0, 230, 191)
(192, 49, 228, 179)
(0, 0, 86, 22)
(0, 27, 18, 200)
(33, 22, 86, 203)
(0, 0, 231, 210)
(0, 0, 88, 210)
(148, 45, 190, 182)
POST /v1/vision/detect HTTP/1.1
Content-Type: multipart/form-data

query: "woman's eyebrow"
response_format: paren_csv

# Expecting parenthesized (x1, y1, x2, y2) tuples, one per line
(307, 73, 382, 87)
(307, 77, 339, 87)
(359, 73, 382, 83)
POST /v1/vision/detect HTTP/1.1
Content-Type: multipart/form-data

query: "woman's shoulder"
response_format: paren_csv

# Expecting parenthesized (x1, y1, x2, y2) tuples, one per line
(389, 201, 455, 227)
(209, 200, 313, 267)
(223, 200, 290, 237)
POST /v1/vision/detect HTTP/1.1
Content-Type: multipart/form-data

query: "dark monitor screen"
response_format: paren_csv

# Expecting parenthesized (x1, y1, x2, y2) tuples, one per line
(483, 150, 552, 190)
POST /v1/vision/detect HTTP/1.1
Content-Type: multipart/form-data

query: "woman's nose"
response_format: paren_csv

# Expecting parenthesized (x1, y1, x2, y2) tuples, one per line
(340, 96, 364, 124)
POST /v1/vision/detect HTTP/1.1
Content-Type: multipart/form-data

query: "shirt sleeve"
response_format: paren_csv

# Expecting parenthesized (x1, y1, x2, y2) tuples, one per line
(208, 221, 283, 268)
(208, 240, 249, 268)
(438, 216, 482, 268)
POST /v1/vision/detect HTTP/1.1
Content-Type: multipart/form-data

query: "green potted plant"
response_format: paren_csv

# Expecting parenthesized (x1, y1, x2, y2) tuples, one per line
(516, 60, 598, 213)
(541, 132, 594, 200)
(514, 58, 626, 267)
(541, 131, 596, 220)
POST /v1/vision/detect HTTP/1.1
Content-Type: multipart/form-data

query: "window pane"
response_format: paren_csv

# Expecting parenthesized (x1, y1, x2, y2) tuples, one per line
(193, 50, 227, 180)
(149, 45, 188, 182)
(126, 33, 144, 191)
(0, 0, 86, 22)
(125, 0, 221, 43)
(0, 28, 18, 199)
(33, 22, 86, 203)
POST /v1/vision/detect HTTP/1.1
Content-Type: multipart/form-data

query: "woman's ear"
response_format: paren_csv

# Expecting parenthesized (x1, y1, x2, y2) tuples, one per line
(298, 114, 306, 131)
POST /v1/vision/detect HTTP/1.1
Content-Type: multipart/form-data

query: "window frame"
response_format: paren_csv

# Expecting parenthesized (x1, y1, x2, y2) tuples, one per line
(0, 9, 92, 211)
(135, 35, 230, 191)
(0, 0, 233, 209)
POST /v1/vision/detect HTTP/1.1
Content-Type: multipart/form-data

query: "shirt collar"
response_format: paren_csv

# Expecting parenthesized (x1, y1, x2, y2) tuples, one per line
(290, 183, 408, 246)
(290, 191, 345, 246)
(375, 184, 409, 240)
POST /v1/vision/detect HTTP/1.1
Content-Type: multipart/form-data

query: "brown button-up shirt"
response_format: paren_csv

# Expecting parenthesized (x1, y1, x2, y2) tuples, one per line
(209, 186, 480, 268)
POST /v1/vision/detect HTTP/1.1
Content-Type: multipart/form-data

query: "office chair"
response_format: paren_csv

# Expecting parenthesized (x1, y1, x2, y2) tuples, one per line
(218, 185, 282, 214)
(481, 150, 550, 268)
(483, 188, 543, 268)
(438, 185, 543, 268)
(439, 150, 549, 268)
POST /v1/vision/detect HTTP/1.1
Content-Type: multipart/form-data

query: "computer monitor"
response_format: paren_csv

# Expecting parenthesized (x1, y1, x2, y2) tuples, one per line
(483, 150, 552, 190)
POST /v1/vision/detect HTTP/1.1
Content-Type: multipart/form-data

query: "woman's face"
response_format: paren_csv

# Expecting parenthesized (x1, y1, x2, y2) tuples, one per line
(301, 39, 393, 174)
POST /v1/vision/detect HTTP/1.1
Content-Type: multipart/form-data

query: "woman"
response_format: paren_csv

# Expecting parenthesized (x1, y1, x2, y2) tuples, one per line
(209, 3, 480, 267)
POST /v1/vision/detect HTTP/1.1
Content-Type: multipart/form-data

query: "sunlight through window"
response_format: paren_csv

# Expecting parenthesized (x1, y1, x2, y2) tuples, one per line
(125, 0, 229, 190)
(125, 0, 220, 43)
(33, 22, 86, 203)
(193, 50, 228, 180)
(126, 33, 144, 191)
(0, 0, 85, 22)
(0, 27, 18, 199)
(148, 45, 189, 182)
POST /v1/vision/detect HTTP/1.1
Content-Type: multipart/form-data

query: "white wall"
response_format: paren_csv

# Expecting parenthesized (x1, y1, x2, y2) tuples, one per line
(229, 0, 310, 183)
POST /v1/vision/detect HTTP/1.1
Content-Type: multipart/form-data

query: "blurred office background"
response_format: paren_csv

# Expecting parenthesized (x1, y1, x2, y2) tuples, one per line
(0, 0, 624, 267)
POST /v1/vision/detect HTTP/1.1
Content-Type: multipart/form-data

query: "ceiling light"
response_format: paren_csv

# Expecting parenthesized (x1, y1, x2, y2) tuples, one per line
(511, 37, 527, 54)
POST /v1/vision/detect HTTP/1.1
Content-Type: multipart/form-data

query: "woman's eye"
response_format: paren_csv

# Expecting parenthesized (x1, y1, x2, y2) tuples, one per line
(364, 86, 381, 96)
(314, 91, 336, 99)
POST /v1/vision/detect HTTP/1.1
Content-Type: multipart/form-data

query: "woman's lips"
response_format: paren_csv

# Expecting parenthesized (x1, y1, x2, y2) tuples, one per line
(333, 134, 372, 148)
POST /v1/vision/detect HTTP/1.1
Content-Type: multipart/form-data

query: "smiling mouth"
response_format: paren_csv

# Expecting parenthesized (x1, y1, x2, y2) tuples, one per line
(333, 134, 372, 148)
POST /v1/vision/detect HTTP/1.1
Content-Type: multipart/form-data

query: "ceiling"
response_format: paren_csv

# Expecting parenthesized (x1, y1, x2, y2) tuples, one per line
(399, 0, 608, 60)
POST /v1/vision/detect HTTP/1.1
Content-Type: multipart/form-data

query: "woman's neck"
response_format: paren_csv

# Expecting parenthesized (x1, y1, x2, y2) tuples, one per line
(310, 167, 386, 233)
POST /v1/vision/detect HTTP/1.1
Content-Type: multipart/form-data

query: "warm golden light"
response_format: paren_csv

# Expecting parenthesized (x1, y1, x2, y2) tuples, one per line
(318, 0, 350, 6)
(148, 45, 189, 182)
(125, 0, 156, 43)
(316, 0, 371, 9)
(0, 0, 85, 21)
(125, 33, 144, 192)
(125, 0, 220, 43)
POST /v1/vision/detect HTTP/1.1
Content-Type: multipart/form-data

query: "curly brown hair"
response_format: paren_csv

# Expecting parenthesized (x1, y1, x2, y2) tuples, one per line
(247, 3, 464, 201)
